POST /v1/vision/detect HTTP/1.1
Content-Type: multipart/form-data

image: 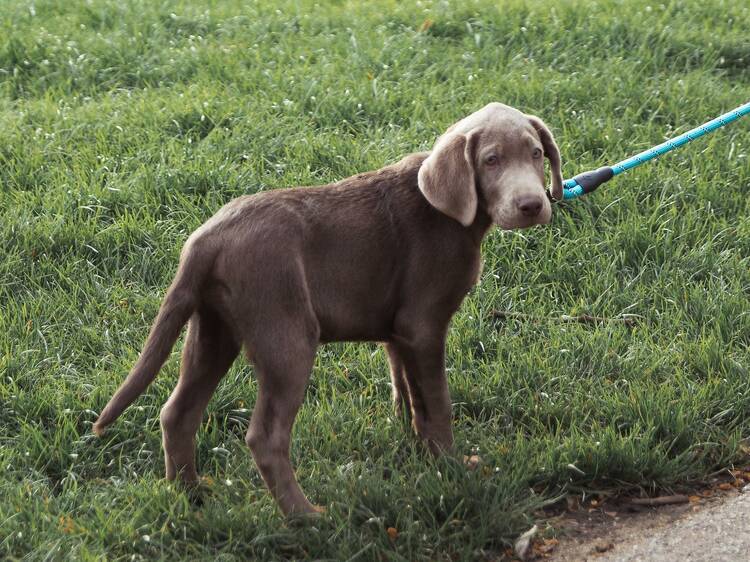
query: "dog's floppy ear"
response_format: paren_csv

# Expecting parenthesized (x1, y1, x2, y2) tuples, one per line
(418, 132, 478, 227)
(526, 115, 563, 201)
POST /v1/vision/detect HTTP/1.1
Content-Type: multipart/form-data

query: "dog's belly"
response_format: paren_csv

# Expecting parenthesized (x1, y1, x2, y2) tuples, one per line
(316, 310, 393, 343)
(310, 276, 398, 343)
(302, 230, 401, 344)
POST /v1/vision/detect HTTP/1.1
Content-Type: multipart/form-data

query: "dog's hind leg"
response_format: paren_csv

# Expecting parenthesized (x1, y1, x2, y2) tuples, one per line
(244, 332, 319, 516)
(160, 307, 239, 484)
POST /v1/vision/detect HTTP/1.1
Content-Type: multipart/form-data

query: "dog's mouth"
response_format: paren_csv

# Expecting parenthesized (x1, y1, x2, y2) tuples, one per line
(491, 208, 552, 230)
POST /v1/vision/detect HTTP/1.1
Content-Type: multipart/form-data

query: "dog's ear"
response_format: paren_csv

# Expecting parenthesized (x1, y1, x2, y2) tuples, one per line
(526, 115, 563, 201)
(418, 132, 478, 226)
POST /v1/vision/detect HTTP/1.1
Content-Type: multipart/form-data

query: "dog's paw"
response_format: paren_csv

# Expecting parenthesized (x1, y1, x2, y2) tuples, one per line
(287, 503, 327, 526)
(175, 476, 215, 506)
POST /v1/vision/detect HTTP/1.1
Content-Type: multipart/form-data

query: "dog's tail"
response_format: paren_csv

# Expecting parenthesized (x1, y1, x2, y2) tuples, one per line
(93, 243, 208, 436)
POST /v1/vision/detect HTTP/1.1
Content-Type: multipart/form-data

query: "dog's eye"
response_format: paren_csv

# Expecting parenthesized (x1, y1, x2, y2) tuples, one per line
(532, 147, 543, 159)
(484, 154, 499, 166)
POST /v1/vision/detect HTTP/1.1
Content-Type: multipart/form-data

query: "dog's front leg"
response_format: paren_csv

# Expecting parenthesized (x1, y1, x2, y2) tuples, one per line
(392, 330, 453, 455)
(384, 343, 411, 419)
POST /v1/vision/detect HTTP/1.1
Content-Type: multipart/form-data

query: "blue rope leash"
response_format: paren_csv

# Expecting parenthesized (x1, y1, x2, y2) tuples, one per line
(562, 101, 750, 200)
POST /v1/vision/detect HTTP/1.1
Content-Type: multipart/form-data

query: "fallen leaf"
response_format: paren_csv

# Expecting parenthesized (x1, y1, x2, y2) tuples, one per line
(689, 495, 702, 503)
(566, 496, 580, 511)
(718, 482, 733, 491)
(418, 18, 433, 32)
(514, 525, 538, 561)
(58, 515, 75, 534)
(463, 455, 482, 470)
(566, 463, 585, 476)
(535, 537, 559, 555)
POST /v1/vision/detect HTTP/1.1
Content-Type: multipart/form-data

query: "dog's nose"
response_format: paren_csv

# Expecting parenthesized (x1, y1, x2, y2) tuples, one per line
(516, 195, 543, 217)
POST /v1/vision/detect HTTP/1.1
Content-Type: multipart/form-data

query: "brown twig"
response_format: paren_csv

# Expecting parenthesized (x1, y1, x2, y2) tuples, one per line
(491, 310, 640, 328)
(629, 495, 689, 506)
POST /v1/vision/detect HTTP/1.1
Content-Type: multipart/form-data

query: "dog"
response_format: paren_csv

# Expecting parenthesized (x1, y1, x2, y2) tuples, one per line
(93, 102, 563, 515)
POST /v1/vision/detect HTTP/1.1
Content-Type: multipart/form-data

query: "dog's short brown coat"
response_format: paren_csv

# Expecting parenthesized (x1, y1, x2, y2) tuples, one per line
(94, 103, 563, 515)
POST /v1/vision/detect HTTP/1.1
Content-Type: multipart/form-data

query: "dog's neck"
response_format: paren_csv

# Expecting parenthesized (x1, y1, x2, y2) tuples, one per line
(468, 207, 493, 245)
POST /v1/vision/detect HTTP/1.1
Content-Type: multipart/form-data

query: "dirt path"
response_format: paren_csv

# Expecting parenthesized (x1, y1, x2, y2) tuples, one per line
(547, 486, 749, 561)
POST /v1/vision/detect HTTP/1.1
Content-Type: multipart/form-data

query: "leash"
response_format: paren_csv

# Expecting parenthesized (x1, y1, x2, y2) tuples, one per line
(561, 101, 750, 200)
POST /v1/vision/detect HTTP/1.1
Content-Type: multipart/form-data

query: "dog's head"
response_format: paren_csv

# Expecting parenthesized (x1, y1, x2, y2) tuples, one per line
(418, 102, 563, 229)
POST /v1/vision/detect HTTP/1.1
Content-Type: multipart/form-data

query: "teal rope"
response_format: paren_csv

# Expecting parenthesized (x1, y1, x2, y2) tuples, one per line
(562, 101, 750, 200)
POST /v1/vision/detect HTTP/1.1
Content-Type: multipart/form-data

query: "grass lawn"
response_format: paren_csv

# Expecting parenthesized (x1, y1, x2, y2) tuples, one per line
(2, 0, 750, 559)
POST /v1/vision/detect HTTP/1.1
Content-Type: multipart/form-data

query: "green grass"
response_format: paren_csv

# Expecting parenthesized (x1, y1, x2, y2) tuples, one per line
(2, 0, 750, 559)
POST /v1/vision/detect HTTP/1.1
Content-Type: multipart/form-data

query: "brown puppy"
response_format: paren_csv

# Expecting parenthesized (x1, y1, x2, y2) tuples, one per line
(93, 102, 563, 516)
